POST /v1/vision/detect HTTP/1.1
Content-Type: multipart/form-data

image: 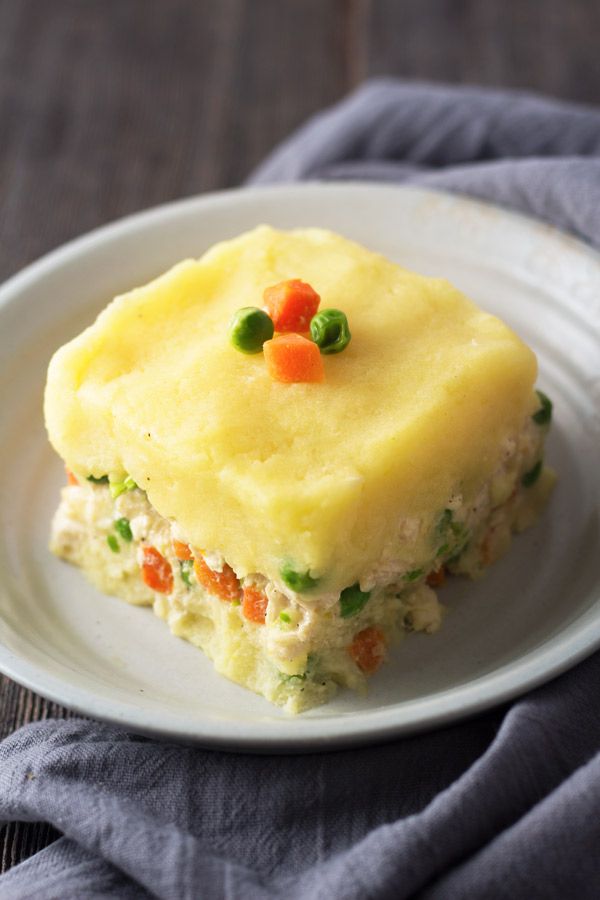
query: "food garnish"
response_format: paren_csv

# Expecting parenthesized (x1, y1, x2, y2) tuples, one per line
(263, 278, 320, 332)
(263, 333, 324, 383)
(229, 307, 274, 354)
(310, 308, 351, 354)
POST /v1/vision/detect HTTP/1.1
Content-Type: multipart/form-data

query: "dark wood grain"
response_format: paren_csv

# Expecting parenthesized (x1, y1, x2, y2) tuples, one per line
(366, 0, 600, 103)
(1, 0, 599, 876)
(0, 0, 353, 283)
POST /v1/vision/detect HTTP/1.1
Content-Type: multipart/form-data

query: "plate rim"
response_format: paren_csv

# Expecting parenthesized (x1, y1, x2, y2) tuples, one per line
(3, 180, 600, 308)
(1, 181, 599, 752)
(0, 612, 599, 753)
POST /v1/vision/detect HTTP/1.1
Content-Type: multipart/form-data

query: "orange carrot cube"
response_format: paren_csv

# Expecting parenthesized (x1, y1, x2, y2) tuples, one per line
(263, 279, 320, 333)
(242, 587, 269, 624)
(426, 566, 446, 588)
(172, 539, 193, 560)
(349, 626, 386, 674)
(193, 554, 242, 602)
(263, 333, 324, 383)
(141, 546, 174, 594)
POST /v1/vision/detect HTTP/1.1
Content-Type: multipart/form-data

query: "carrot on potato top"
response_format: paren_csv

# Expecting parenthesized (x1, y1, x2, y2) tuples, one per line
(141, 546, 174, 594)
(65, 467, 78, 486)
(242, 586, 269, 624)
(172, 539, 193, 560)
(263, 333, 324, 383)
(193, 554, 242, 602)
(263, 279, 320, 333)
(349, 626, 386, 674)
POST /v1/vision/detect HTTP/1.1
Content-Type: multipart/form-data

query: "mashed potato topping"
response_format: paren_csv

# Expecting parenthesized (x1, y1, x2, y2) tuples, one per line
(45, 227, 555, 712)
(45, 226, 540, 594)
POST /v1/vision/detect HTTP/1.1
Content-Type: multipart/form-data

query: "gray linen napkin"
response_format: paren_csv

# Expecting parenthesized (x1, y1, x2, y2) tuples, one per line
(2, 80, 600, 900)
(250, 79, 600, 247)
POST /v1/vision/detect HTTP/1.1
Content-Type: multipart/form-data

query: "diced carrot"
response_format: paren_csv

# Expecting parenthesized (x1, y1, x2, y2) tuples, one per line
(65, 467, 78, 486)
(349, 626, 386, 674)
(172, 539, 193, 560)
(193, 555, 242, 602)
(263, 333, 324, 383)
(242, 586, 269, 624)
(141, 546, 174, 594)
(426, 566, 446, 588)
(263, 279, 320, 332)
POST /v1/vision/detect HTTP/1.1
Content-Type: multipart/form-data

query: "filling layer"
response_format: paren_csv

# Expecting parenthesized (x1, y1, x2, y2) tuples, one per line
(51, 411, 554, 713)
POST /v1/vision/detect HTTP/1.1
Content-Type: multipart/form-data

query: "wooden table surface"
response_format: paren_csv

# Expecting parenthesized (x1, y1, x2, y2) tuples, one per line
(1, 0, 599, 874)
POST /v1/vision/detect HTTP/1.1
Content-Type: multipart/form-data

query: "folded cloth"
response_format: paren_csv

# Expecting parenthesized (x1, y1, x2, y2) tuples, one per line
(250, 79, 600, 249)
(2, 80, 600, 900)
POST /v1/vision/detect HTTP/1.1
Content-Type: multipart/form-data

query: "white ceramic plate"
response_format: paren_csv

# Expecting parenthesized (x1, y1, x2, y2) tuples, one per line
(0, 183, 599, 752)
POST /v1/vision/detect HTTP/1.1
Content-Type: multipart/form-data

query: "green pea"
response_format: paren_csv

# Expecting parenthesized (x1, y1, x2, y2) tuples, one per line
(114, 517, 133, 542)
(403, 568, 424, 582)
(106, 534, 119, 553)
(532, 390, 553, 426)
(109, 474, 138, 499)
(280, 564, 319, 592)
(522, 460, 543, 487)
(310, 308, 351, 354)
(279, 611, 292, 624)
(180, 559, 194, 588)
(339, 583, 371, 618)
(280, 672, 307, 683)
(230, 307, 274, 354)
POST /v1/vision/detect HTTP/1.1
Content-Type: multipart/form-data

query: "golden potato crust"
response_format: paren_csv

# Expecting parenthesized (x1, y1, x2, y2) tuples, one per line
(45, 226, 538, 593)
